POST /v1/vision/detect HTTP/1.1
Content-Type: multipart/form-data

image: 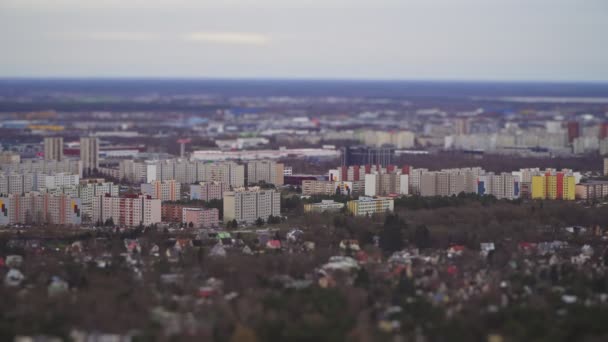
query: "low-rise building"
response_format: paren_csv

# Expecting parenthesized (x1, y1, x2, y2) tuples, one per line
(304, 200, 345, 213)
(347, 197, 394, 216)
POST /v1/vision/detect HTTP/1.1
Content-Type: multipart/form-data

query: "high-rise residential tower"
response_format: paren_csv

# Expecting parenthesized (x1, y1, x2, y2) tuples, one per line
(80, 137, 99, 175)
(44, 137, 64, 161)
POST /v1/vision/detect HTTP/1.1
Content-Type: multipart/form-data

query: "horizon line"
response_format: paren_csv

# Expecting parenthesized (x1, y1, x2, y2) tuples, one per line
(1, 76, 608, 85)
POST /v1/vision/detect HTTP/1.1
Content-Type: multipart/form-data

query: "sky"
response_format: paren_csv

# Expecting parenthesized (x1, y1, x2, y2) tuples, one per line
(0, 0, 607, 81)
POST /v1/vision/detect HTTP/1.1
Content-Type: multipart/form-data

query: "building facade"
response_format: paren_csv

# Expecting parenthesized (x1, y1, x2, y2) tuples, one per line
(302, 180, 363, 196)
(531, 171, 576, 200)
(346, 197, 394, 216)
(190, 181, 226, 201)
(44, 137, 64, 161)
(119, 159, 245, 187)
(304, 200, 345, 213)
(0, 192, 81, 225)
(575, 181, 608, 200)
(80, 137, 100, 175)
(92, 194, 161, 227)
(223, 187, 281, 224)
(141, 180, 181, 201)
(182, 207, 219, 228)
(47, 181, 119, 221)
(246, 160, 284, 186)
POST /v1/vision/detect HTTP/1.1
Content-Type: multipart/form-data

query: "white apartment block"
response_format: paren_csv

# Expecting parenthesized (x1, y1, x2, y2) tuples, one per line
(0, 159, 82, 178)
(92, 195, 161, 227)
(43, 173, 80, 190)
(246, 160, 284, 186)
(302, 180, 363, 196)
(417, 168, 488, 197)
(359, 130, 415, 149)
(141, 180, 181, 201)
(223, 187, 281, 224)
(364, 173, 409, 196)
(477, 172, 520, 200)
(0, 172, 79, 194)
(119, 160, 245, 187)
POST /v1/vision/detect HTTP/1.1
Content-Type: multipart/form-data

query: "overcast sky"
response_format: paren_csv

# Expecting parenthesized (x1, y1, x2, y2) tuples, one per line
(0, 0, 607, 81)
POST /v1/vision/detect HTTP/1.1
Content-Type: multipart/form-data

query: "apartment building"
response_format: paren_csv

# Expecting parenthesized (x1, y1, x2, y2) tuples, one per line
(531, 171, 576, 200)
(0, 192, 81, 225)
(44, 137, 64, 161)
(419, 172, 437, 197)
(0, 152, 20, 165)
(0, 171, 79, 195)
(141, 180, 181, 201)
(223, 187, 281, 224)
(575, 181, 608, 200)
(358, 130, 415, 149)
(417, 168, 489, 198)
(302, 180, 363, 196)
(330, 164, 384, 182)
(205, 161, 245, 187)
(346, 196, 394, 216)
(43, 173, 80, 190)
(303, 200, 345, 213)
(246, 160, 284, 186)
(0, 159, 82, 177)
(161, 203, 187, 222)
(92, 194, 161, 227)
(80, 137, 100, 175)
(182, 207, 219, 228)
(408, 168, 428, 195)
(0, 172, 35, 195)
(190, 181, 227, 201)
(477, 172, 520, 200)
(47, 181, 119, 220)
(364, 173, 408, 196)
(119, 160, 245, 187)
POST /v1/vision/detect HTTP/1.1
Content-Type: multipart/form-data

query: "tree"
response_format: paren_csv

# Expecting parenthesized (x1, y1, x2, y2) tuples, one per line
(255, 217, 265, 227)
(413, 225, 431, 249)
(188, 221, 194, 228)
(104, 217, 115, 227)
(226, 219, 238, 229)
(267, 215, 281, 224)
(379, 214, 406, 253)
